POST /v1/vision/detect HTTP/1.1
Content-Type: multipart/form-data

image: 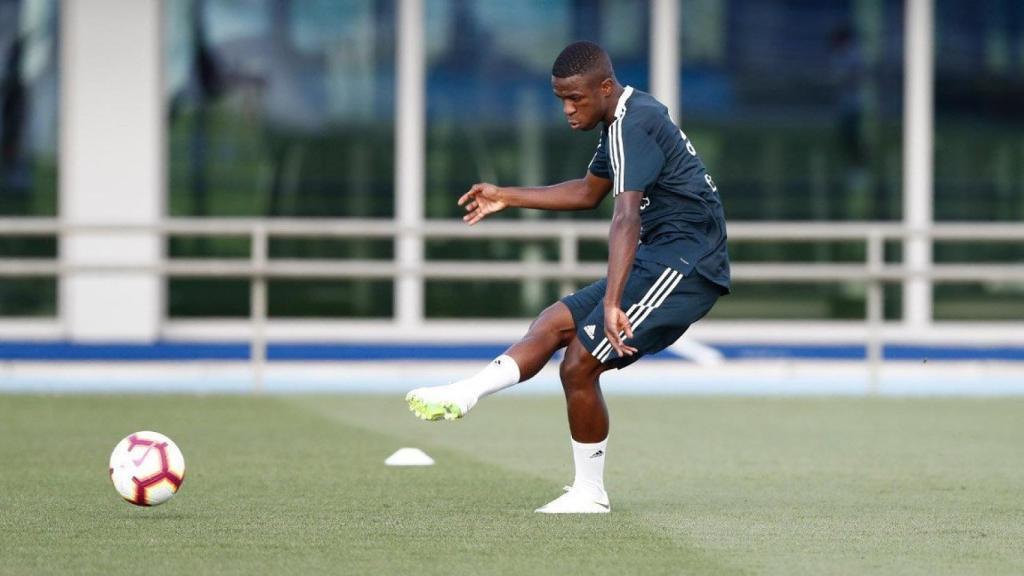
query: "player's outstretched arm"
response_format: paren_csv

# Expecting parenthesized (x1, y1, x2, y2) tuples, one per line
(458, 172, 612, 225)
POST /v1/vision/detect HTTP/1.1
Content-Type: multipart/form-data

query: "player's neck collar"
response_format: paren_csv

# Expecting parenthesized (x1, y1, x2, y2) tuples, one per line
(613, 86, 634, 120)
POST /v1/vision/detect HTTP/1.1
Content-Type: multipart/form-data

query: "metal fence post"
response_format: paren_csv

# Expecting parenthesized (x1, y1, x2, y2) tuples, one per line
(866, 230, 885, 393)
(903, 0, 935, 331)
(559, 229, 578, 297)
(250, 224, 268, 393)
(396, 0, 425, 331)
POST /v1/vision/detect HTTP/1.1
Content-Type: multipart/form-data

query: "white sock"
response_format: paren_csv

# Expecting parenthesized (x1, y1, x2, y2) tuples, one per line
(450, 355, 521, 407)
(571, 437, 607, 497)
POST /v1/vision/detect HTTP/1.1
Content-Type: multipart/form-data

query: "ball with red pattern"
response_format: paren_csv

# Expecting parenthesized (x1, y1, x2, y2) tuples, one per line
(109, 431, 185, 507)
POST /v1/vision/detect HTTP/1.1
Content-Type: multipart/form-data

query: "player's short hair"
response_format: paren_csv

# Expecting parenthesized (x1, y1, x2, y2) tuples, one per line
(551, 41, 613, 79)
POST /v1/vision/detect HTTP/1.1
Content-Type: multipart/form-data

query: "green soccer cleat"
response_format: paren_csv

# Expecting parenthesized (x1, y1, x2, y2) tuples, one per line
(405, 386, 473, 421)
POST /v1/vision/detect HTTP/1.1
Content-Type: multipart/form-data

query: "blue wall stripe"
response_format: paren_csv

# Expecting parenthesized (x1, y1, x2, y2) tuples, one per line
(0, 341, 1022, 362)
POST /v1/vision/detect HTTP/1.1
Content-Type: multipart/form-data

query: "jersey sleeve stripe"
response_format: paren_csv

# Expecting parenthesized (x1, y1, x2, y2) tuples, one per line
(608, 87, 634, 197)
(614, 116, 625, 195)
(608, 121, 621, 196)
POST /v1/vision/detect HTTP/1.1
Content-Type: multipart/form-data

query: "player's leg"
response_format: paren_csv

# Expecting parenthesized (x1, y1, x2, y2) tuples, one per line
(535, 337, 612, 513)
(535, 263, 725, 513)
(503, 301, 577, 380)
(536, 270, 725, 512)
(559, 337, 610, 442)
(407, 277, 607, 421)
(406, 301, 576, 421)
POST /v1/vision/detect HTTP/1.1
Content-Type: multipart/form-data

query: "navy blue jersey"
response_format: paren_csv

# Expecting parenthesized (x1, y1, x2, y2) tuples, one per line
(589, 87, 730, 291)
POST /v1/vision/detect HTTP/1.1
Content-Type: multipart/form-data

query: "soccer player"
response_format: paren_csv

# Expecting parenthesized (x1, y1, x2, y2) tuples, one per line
(406, 41, 730, 513)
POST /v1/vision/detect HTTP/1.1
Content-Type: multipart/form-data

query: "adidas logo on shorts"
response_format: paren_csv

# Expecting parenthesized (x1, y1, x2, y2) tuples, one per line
(583, 325, 596, 340)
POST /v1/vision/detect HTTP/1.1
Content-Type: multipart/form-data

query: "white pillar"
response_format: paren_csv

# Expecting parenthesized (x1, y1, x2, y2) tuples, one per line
(902, 0, 934, 329)
(650, 0, 680, 121)
(59, 0, 164, 341)
(395, 0, 425, 328)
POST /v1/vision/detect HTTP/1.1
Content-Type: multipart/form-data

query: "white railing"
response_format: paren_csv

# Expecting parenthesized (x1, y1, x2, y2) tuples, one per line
(2, 218, 1024, 390)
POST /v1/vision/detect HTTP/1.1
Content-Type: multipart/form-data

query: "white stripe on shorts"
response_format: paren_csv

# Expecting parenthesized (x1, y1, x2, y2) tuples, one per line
(591, 267, 678, 361)
(591, 267, 674, 360)
(598, 271, 684, 362)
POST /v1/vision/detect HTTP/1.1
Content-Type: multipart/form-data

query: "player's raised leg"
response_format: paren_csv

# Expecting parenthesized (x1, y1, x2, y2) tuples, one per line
(535, 336, 612, 513)
(406, 301, 577, 421)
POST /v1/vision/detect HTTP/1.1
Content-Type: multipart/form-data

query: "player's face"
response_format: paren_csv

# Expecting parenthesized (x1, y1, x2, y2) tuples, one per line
(552, 74, 611, 131)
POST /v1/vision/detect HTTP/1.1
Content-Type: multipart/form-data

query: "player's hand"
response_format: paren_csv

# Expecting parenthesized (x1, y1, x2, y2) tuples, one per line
(458, 183, 508, 226)
(603, 305, 637, 358)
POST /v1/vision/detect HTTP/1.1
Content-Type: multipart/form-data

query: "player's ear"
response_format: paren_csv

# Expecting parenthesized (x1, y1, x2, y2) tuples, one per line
(600, 77, 614, 96)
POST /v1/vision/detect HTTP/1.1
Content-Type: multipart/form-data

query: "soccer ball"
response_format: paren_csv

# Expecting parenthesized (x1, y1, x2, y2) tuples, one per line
(108, 431, 186, 507)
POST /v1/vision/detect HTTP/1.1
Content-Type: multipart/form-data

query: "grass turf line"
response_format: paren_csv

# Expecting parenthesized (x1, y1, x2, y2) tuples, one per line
(1, 395, 1022, 575)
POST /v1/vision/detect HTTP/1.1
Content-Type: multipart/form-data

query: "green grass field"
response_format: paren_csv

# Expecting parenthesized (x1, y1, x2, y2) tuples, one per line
(2, 394, 1022, 575)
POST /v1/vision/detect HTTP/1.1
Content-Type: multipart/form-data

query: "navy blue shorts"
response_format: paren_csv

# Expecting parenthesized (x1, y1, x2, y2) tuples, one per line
(560, 259, 724, 369)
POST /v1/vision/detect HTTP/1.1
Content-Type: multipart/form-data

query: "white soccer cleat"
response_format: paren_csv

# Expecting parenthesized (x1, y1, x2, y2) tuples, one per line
(535, 485, 611, 514)
(405, 384, 477, 421)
